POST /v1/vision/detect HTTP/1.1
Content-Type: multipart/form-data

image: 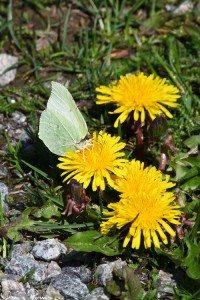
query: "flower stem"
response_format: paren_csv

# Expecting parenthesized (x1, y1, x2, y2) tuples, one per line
(159, 145, 167, 171)
(159, 132, 177, 171)
(133, 120, 146, 163)
(98, 187, 104, 216)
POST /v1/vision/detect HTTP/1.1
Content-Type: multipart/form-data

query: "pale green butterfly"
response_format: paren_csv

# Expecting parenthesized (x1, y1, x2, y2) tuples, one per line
(38, 81, 90, 156)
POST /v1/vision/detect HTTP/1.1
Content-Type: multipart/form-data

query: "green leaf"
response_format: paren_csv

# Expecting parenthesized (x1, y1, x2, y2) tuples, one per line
(194, 116, 200, 125)
(190, 205, 200, 240)
(172, 164, 199, 182)
(181, 156, 200, 168)
(106, 265, 145, 300)
(122, 266, 143, 299)
(184, 200, 199, 214)
(42, 194, 64, 207)
(6, 208, 35, 241)
(183, 24, 200, 37)
(31, 200, 60, 219)
(143, 289, 157, 300)
(21, 160, 50, 180)
(106, 279, 121, 297)
(181, 176, 200, 192)
(182, 239, 200, 280)
(64, 230, 123, 256)
(184, 135, 200, 148)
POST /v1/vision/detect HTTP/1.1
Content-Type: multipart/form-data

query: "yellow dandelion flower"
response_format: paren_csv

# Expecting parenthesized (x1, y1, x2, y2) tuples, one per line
(96, 72, 180, 127)
(100, 160, 181, 249)
(57, 131, 127, 191)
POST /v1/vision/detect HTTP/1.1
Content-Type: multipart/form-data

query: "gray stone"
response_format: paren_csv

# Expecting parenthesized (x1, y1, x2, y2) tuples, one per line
(45, 285, 65, 300)
(95, 258, 127, 287)
(5, 255, 48, 283)
(5, 297, 27, 300)
(24, 284, 43, 300)
(5, 292, 28, 300)
(11, 241, 32, 259)
(32, 238, 67, 262)
(11, 112, 26, 124)
(0, 166, 8, 179)
(84, 287, 110, 300)
(62, 265, 91, 283)
(1, 278, 27, 299)
(50, 274, 89, 300)
(47, 261, 62, 278)
(25, 286, 37, 300)
(13, 128, 29, 142)
(0, 113, 29, 151)
(0, 182, 9, 212)
(173, 0, 193, 15)
(0, 257, 9, 268)
(0, 54, 18, 86)
(156, 270, 177, 299)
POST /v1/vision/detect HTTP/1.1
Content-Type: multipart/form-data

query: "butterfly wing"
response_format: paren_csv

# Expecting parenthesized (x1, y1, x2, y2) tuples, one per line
(38, 82, 88, 156)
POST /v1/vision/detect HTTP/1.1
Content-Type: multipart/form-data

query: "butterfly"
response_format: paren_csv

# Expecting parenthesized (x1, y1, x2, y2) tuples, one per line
(38, 82, 90, 156)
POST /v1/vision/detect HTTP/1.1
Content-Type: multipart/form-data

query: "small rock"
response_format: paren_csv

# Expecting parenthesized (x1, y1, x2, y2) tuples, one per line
(32, 238, 67, 262)
(84, 287, 110, 300)
(5, 255, 48, 283)
(0, 182, 9, 212)
(0, 54, 18, 86)
(50, 274, 89, 300)
(24, 284, 43, 300)
(11, 241, 32, 259)
(45, 285, 65, 300)
(0, 165, 8, 179)
(47, 261, 62, 278)
(1, 278, 26, 299)
(0, 258, 9, 268)
(0, 113, 29, 150)
(95, 258, 127, 287)
(156, 270, 177, 299)
(14, 128, 29, 142)
(11, 112, 27, 124)
(4, 296, 27, 300)
(25, 286, 37, 300)
(62, 265, 91, 283)
(173, 0, 193, 15)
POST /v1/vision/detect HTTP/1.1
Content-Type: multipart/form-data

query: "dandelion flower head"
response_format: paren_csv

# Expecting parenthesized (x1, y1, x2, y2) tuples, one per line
(96, 72, 180, 127)
(57, 131, 127, 191)
(101, 160, 181, 249)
